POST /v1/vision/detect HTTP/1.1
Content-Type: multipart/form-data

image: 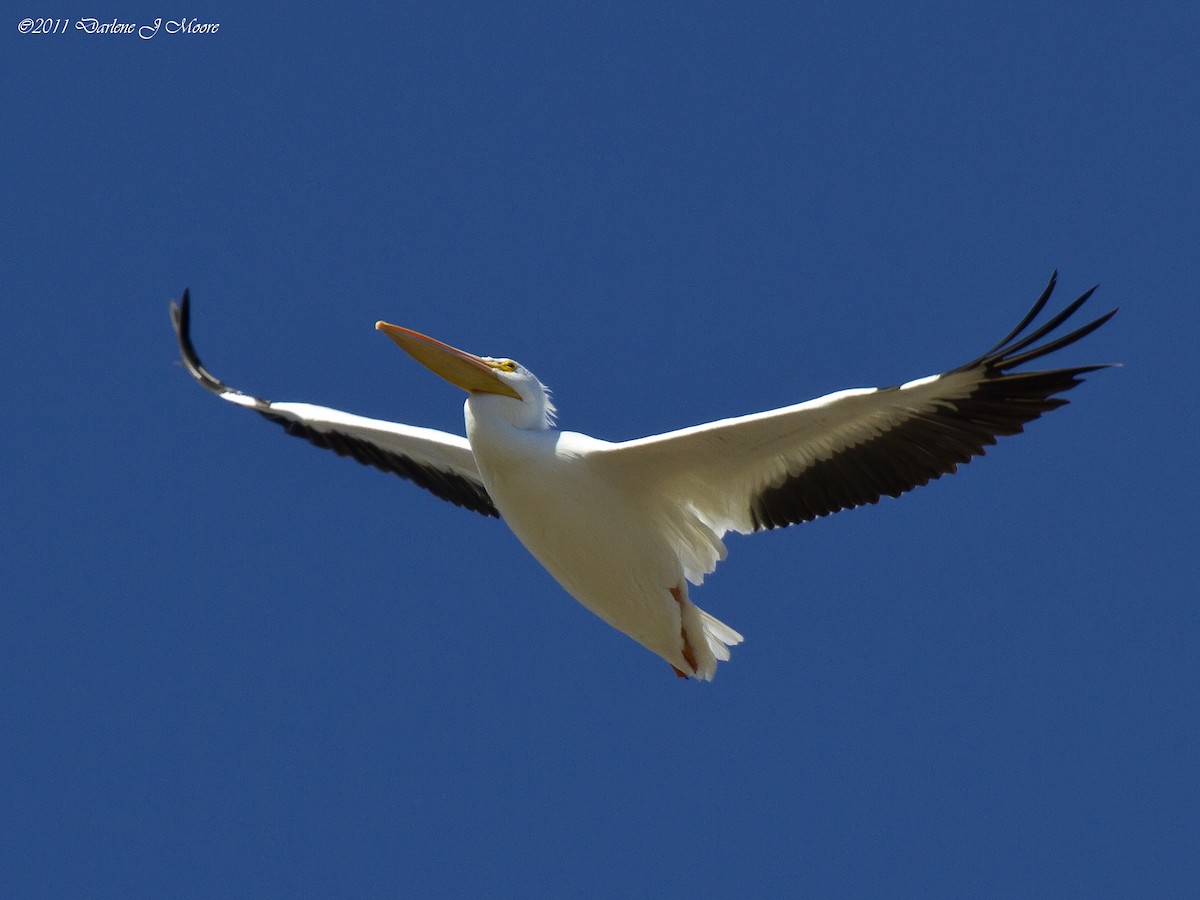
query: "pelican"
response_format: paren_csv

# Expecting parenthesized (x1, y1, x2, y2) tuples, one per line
(171, 273, 1115, 680)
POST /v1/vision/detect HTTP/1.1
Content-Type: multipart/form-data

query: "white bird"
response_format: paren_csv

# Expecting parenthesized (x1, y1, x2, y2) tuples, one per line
(171, 273, 1115, 680)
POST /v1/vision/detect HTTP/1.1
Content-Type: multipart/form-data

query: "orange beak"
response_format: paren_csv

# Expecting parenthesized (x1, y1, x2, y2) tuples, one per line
(376, 322, 521, 400)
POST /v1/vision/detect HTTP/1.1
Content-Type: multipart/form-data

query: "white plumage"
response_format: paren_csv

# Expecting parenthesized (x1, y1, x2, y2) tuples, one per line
(172, 273, 1114, 679)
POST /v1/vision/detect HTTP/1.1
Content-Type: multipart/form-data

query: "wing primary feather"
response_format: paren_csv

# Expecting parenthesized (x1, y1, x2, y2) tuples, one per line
(969, 269, 1059, 364)
(992, 310, 1117, 371)
(171, 288, 238, 397)
(968, 285, 1101, 369)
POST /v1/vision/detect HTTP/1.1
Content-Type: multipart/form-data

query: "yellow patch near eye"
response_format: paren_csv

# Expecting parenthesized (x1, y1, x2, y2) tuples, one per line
(496, 360, 518, 372)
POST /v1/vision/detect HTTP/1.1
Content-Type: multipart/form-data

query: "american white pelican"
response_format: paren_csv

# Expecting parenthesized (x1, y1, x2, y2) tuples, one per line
(171, 274, 1115, 680)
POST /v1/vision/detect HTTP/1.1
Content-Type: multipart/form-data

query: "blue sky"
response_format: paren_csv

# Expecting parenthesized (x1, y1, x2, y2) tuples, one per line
(4, 3, 1198, 897)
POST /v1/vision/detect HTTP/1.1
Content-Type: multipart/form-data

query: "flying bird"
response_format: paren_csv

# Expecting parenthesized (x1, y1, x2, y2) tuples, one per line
(171, 274, 1115, 680)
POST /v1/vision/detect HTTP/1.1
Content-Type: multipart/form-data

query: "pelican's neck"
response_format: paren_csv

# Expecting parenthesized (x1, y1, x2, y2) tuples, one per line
(465, 394, 540, 439)
(463, 383, 555, 434)
(464, 392, 560, 486)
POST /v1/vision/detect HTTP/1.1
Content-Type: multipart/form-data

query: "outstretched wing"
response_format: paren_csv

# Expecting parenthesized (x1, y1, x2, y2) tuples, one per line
(596, 272, 1116, 536)
(170, 290, 498, 517)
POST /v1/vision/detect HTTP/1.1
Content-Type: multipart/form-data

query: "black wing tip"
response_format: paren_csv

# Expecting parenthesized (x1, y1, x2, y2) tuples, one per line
(959, 274, 1117, 374)
(170, 287, 231, 395)
(169, 288, 191, 341)
(1039, 269, 1059, 299)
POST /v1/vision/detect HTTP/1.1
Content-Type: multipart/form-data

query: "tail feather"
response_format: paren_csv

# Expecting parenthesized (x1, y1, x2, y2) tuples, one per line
(688, 609, 743, 678)
(700, 610, 743, 661)
(670, 583, 744, 681)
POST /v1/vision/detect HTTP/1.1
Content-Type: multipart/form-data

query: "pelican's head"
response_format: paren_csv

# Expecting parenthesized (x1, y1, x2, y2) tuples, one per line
(375, 321, 555, 430)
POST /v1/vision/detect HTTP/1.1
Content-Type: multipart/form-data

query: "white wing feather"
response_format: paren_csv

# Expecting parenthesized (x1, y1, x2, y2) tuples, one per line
(593, 274, 1115, 555)
(171, 292, 496, 516)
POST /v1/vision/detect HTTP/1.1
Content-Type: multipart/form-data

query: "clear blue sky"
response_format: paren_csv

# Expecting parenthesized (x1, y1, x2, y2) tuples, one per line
(5, 4, 1198, 897)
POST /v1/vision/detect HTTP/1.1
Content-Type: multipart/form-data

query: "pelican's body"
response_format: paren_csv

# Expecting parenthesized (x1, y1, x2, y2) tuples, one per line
(468, 410, 739, 677)
(171, 274, 1115, 680)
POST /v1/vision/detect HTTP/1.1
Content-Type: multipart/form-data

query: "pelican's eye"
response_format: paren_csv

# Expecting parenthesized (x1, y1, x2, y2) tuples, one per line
(494, 359, 518, 373)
